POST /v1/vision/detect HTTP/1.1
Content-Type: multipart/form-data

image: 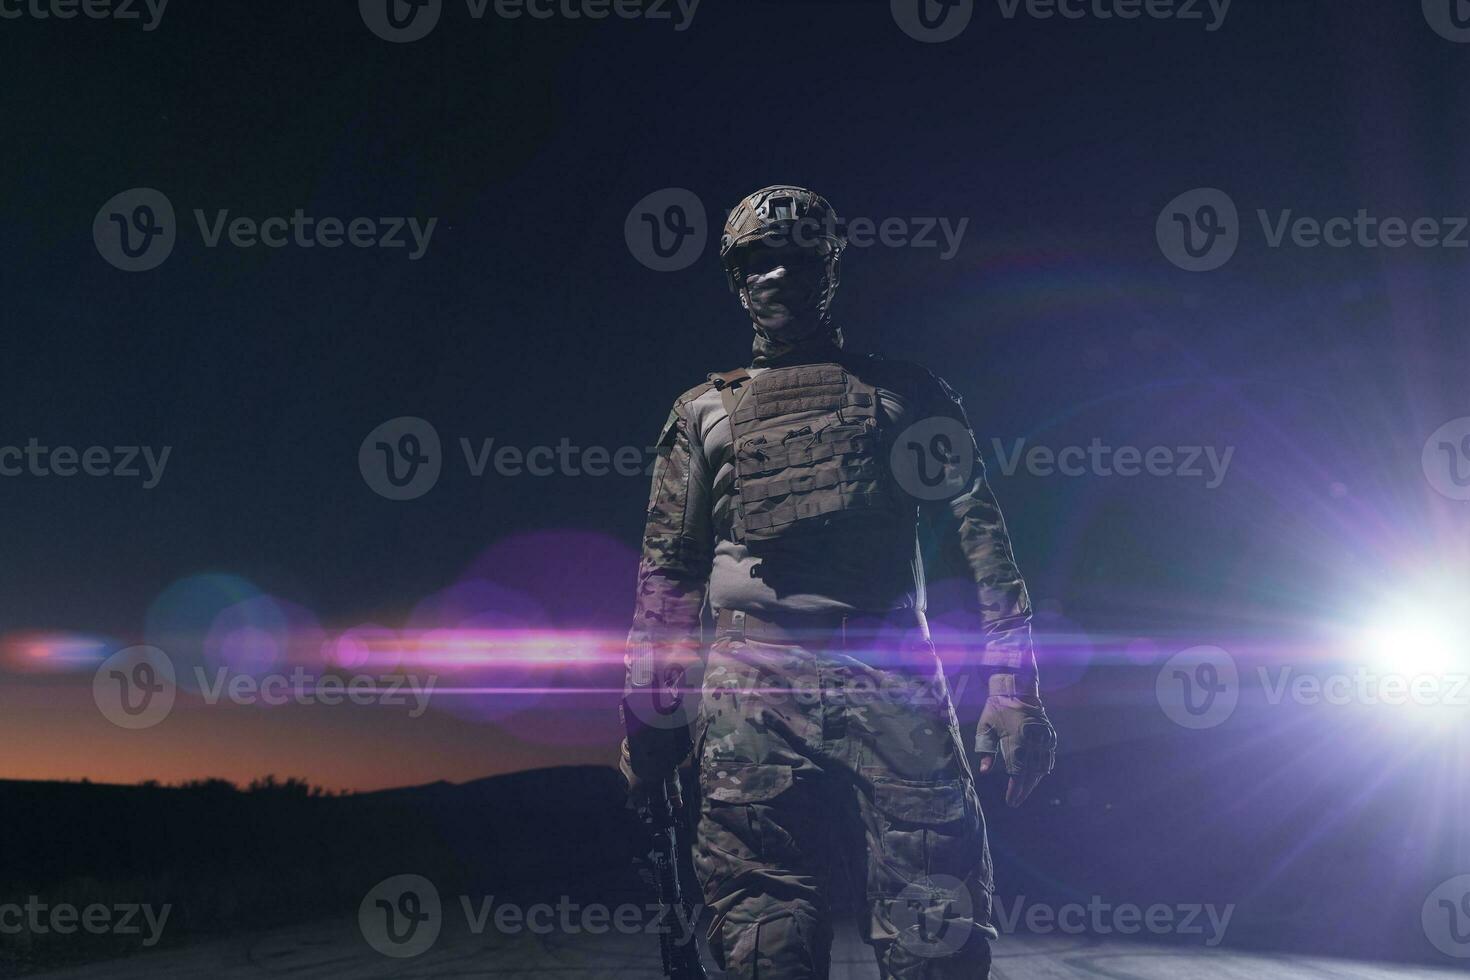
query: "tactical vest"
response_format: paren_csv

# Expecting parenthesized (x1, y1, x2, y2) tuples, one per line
(710, 362, 912, 548)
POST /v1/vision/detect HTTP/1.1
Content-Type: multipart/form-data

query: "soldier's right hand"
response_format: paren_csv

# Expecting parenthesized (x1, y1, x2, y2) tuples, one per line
(620, 641, 697, 801)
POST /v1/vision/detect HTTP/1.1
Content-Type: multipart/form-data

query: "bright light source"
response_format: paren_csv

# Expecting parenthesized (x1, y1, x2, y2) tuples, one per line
(1352, 590, 1468, 678)
(1343, 585, 1469, 732)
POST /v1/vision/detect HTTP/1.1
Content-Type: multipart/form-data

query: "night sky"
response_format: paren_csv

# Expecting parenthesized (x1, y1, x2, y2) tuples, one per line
(1, 0, 1467, 789)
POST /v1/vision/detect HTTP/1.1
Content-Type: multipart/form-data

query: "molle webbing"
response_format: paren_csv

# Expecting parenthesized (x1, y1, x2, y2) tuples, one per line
(713, 363, 901, 543)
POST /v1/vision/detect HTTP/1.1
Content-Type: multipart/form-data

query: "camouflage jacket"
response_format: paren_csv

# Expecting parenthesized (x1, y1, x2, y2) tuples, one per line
(626, 355, 1038, 684)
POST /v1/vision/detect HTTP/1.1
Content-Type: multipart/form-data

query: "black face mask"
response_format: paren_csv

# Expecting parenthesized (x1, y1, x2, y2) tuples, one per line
(742, 254, 829, 338)
(736, 244, 843, 365)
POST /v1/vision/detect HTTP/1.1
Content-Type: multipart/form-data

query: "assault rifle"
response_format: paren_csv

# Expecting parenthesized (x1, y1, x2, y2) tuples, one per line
(635, 777, 707, 980)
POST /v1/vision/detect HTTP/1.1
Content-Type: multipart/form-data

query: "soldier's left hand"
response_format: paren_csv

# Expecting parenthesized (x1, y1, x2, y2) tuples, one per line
(975, 673, 1057, 808)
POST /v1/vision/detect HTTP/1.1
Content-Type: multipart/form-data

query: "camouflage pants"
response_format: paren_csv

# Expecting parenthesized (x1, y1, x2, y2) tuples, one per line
(693, 630, 996, 979)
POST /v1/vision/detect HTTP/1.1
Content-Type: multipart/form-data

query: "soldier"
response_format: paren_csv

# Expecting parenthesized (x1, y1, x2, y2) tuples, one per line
(621, 186, 1056, 979)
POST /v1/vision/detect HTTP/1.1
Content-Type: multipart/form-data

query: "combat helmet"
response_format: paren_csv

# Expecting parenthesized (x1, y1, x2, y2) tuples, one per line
(719, 185, 847, 296)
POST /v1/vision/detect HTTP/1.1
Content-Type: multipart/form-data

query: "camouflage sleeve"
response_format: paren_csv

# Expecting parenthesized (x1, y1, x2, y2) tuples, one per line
(625, 396, 713, 690)
(919, 376, 1039, 680)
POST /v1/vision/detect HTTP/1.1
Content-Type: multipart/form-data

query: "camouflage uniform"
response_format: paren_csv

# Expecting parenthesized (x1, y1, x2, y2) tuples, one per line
(627, 358, 1041, 979)
(697, 626, 994, 978)
(623, 186, 1051, 980)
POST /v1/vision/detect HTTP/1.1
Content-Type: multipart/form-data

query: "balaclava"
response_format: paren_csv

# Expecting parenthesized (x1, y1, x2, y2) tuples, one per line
(719, 186, 847, 367)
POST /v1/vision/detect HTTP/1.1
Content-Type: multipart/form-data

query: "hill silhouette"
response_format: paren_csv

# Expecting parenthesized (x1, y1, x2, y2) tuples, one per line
(0, 766, 643, 975)
(0, 729, 1458, 975)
